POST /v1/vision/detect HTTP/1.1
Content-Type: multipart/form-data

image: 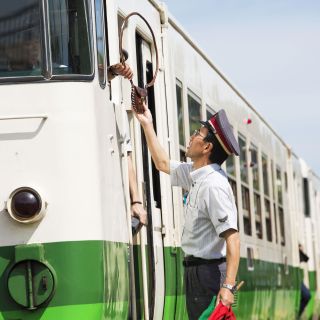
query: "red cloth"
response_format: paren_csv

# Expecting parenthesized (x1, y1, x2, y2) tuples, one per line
(208, 301, 236, 320)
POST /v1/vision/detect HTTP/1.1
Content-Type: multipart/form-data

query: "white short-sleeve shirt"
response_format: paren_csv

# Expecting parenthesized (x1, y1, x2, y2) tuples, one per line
(170, 160, 238, 259)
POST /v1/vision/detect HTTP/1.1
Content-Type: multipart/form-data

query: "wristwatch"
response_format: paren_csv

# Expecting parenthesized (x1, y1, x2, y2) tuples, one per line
(222, 283, 237, 294)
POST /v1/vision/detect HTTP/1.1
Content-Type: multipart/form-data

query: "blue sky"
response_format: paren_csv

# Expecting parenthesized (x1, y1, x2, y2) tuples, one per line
(163, 0, 320, 175)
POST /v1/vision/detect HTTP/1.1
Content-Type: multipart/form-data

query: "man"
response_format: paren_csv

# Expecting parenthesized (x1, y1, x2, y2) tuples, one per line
(108, 63, 147, 227)
(133, 103, 240, 319)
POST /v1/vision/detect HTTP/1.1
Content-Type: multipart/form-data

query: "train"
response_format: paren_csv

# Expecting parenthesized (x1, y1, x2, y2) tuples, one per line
(0, 0, 319, 319)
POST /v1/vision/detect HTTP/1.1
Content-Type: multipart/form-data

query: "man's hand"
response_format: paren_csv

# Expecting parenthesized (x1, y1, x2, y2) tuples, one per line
(216, 287, 234, 307)
(132, 102, 153, 127)
(109, 63, 133, 80)
(131, 203, 148, 225)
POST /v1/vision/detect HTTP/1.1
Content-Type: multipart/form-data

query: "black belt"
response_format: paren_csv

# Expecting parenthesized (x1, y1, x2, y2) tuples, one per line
(183, 256, 226, 267)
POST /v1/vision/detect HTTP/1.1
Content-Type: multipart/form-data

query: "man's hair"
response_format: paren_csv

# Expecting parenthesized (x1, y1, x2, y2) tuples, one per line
(204, 130, 228, 165)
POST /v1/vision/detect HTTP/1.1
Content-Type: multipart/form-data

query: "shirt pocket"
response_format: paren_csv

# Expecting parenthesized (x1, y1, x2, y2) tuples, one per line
(184, 204, 199, 233)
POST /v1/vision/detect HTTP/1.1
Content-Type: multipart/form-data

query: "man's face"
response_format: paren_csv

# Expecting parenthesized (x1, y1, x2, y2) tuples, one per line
(185, 126, 210, 159)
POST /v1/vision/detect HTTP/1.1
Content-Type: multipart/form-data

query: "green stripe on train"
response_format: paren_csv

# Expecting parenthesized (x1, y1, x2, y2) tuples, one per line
(0, 240, 129, 319)
(162, 246, 303, 320)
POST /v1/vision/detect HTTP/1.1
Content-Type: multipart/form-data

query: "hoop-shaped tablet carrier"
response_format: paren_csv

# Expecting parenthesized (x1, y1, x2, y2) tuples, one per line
(119, 12, 159, 113)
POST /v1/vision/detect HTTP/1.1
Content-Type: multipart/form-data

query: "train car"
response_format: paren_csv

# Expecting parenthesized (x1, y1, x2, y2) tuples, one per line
(0, 0, 319, 319)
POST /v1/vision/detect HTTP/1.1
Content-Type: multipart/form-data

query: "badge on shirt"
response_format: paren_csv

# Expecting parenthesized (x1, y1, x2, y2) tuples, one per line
(218, 215, 228, 223)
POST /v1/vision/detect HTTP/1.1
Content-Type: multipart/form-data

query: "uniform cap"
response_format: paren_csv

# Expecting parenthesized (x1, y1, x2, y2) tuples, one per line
(200, 109, 240, 156)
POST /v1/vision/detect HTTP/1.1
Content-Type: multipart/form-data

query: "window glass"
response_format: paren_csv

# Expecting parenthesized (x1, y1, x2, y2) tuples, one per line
(254, 193, 262, 239)
(188, 91, 201, 136)
(262, 154, 269, 196)
(274, 203, 278, 244)
(206, 107, 215, 120)
(48, 0, 92, 75)
(176, 82, 185, 147)
(265, 199, 272, 242)
(251, 145, 259, 190)
(239, 135, 248, 183)
(242, 185, 251, 235)
(279, 207, 285, 246)
(276, 168, 283, 205)
(0, 0, 42, 77)
(95, 0, 106, 85)
(226, 155, 236, 177)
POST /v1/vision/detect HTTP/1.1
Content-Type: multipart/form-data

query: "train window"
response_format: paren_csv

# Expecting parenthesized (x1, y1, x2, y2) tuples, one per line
(95, 0, 107, 86)
(226, 130, 236, 178)
(251, 145, 259, 190)
(187, 90, 201, 136)
(262, 154, 269, 196)
(176, 80, 186, 149)
(279, 207, 285, 246)
(206, 106, 215, 120)
(265, 199, 272, 242)
(303, 178, 310, 217)
(276, 168, 283, 205)
(238, 135, 248, 184)
(246, 247, 254, 271)
(273, 203, 278, 244)
(0, 0, 43, 78)
(242, 185, 252, 236)
(48, 0, 92, 76)
(254, 193, 262, 239)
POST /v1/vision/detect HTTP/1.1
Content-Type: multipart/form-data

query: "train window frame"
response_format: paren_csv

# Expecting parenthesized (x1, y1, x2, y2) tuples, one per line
(239, 134, 252, 236)
(0, 0, 94, 83)
(49, 0, 94, 80)
(95, 0, 107, 88)
(176, 79, 186, 157)
(262, 153, 272, 242)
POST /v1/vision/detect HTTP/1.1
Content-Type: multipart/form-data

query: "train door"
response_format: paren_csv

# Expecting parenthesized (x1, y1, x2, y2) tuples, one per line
(133, 33, 165, 320)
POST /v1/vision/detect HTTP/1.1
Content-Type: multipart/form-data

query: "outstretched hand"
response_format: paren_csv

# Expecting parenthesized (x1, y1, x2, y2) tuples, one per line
(132, 102, 153, 127)
(109, 63, 133, 80)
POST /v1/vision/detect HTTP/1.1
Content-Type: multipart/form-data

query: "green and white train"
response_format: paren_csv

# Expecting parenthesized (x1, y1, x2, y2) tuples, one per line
(0, 0, 319, 319)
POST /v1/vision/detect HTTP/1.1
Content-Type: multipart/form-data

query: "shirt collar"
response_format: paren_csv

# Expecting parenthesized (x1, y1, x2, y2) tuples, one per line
(190, 163, 221, 183)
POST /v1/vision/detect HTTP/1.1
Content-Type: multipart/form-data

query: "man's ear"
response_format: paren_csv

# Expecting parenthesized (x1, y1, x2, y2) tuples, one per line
(204, 142, 213, 154)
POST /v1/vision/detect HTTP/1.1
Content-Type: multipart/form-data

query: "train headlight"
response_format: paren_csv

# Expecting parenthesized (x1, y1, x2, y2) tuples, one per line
(7, 187, 46, 223)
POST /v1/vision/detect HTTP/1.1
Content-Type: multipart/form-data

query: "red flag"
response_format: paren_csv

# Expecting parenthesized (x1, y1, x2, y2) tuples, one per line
(208, 301, 236, 320)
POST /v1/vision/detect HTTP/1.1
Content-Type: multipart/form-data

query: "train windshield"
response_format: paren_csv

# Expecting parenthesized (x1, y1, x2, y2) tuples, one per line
(0, 0, 92, 80)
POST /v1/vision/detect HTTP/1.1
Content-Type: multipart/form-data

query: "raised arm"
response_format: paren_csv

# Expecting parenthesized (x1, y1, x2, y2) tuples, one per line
(133, 103, 170, 174)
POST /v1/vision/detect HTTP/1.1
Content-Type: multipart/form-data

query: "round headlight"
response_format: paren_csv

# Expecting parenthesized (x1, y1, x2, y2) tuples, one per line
(7, 187, 46, 223)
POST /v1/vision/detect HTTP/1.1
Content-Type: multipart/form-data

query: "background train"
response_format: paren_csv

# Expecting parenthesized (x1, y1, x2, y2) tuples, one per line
(0, 0, 319, 319)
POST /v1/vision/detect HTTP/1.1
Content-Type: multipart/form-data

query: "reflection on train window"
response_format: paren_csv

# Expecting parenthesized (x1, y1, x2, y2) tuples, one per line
(176, 80, 185, 148)
(187, 90, 201, 136)
(238, 135, 248, 183)
(95, 0, 107, 86)
(246, 247, 254, 271)
(254, 193, 262, 239)
(0, 0, 42, 77)
(265, 199, 272, 242)
(242, 185, 252, 236)
(48, 0, 92, 75)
